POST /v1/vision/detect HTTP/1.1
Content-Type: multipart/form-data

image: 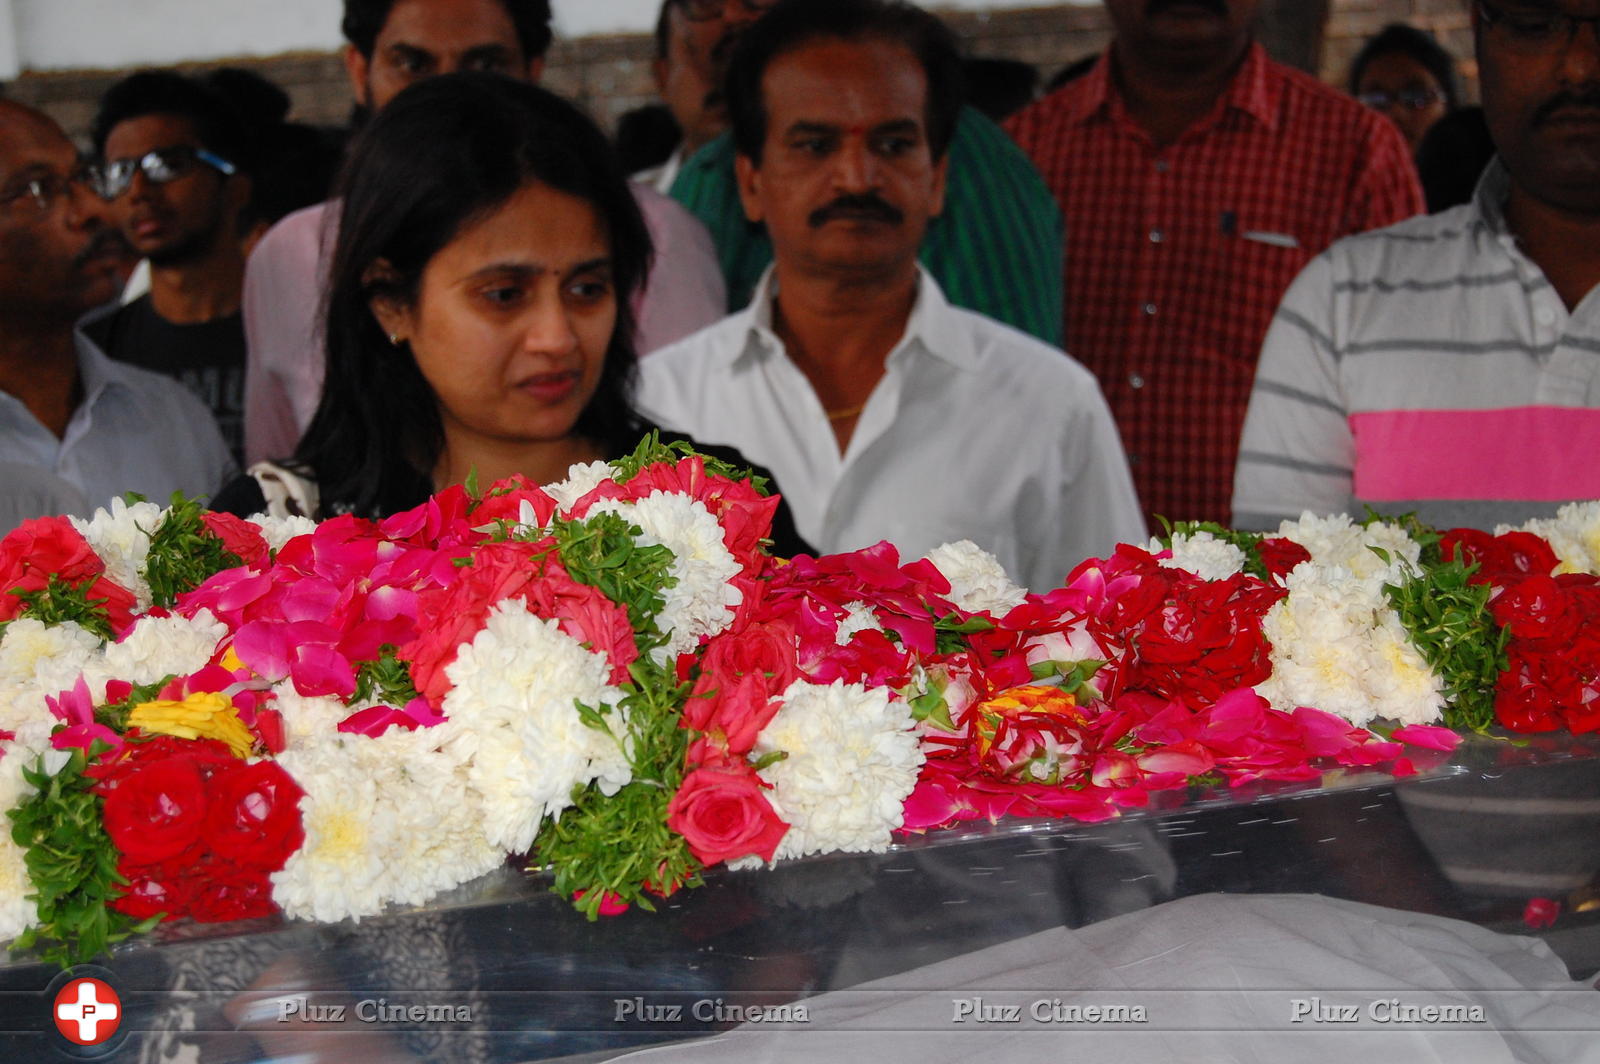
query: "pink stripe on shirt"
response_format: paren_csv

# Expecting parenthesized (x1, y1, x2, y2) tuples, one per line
(1351, 407, 1600, 501)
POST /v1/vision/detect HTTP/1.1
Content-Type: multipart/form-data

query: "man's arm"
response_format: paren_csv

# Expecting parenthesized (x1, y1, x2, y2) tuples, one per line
(1232, 253, 1357, 531)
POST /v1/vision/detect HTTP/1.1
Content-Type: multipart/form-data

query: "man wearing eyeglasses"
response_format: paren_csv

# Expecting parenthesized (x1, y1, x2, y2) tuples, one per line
(81, 71, 252, 464)
(1234, 0, 1600, 533)
(0, 100, 234, 531)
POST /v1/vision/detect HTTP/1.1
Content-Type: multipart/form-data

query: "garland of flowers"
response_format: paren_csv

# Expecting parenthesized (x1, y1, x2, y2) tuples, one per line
(9, 442, 1600, 967)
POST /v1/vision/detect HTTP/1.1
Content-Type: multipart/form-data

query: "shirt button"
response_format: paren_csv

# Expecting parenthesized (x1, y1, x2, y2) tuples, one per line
(1129, 374, 1146, 389)
(1149, 229, 1164, 244)
(1535, 306, 1556, 325)
(1128, 453, 1141, 466)
(1142, 302, 1158, 316)
(1155, 160, 1170, 174)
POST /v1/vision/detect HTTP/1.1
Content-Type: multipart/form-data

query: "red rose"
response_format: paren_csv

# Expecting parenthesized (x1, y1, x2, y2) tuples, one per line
(666, 764, 789, 867)
(1443, 528, 1559, 585)
(99, 756, 210, 865)
(1256, 537, 1311, 581)
(0, 516, 107, 622)
(200, 512, 269, 566)
(110, 861, 193, 921)
(184, 862, 277, 922)
(203, 760, 305, 872)
(1492, 575, 1579, 645)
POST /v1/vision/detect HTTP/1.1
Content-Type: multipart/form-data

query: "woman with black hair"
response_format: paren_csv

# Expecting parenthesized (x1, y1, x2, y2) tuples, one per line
(1347, 23, 1460, 155)
(213, 73, 806, 554)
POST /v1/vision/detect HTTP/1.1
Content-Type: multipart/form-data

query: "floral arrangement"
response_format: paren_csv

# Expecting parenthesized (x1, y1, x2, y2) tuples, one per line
(4, 439, 1595, 967)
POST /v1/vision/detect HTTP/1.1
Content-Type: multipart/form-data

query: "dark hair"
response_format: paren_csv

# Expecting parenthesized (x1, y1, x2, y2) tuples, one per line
(296, 73, 652, 517)
(726, 0, 965, 164)
(91, 70, 252, 173)
(1347, 23, 1460, 112)
(963, 57, 1038, 124)
(341, 0, 554, 62)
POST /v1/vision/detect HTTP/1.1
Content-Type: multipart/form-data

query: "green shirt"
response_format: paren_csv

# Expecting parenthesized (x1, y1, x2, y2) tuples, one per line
(668, 107, 1065, 346)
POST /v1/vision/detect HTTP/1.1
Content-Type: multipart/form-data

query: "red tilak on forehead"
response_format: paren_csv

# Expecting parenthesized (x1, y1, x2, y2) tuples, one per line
(843, 124, 868, 136)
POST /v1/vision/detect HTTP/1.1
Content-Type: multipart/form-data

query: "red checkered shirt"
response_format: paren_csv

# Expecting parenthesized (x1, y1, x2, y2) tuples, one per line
(1004, 43, 1423, 526)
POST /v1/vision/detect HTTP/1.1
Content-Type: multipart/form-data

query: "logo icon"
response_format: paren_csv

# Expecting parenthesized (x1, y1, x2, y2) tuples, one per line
(53, 977, 122, 1046)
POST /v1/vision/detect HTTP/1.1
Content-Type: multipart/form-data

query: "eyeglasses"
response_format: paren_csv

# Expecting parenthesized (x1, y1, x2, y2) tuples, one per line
(1357, 88, 1447, 112)
(92, 144, 236, 200)
(1477, 0, 1600, 53)
(0, 163, 99, 215)
(676, 0, 777, 22)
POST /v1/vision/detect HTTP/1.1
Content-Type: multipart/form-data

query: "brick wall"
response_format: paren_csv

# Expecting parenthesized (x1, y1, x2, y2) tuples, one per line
(3, 2, 1476, 144)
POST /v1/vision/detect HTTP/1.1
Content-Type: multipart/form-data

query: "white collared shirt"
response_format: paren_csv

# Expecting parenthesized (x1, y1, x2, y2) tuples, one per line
(0, 320, 236, 531)
(638, 268, 1145, 591)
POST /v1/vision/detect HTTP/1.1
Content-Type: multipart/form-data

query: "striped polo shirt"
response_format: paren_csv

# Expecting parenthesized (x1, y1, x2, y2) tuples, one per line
(1233, 159, 1600, 532)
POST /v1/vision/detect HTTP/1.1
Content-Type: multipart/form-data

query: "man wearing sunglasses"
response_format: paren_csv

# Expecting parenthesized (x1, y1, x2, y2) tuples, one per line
(81, 71, 253, 465)
(1235, 0, 1600, 534)
(0, 99, 234, 531)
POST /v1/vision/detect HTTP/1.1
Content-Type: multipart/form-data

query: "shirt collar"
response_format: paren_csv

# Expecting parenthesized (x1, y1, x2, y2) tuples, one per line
(732, 265, 979, 373)
(72, 309, 130, 411)
(1067, 40, 1279, 134)
(1471, 155, 1513, 236)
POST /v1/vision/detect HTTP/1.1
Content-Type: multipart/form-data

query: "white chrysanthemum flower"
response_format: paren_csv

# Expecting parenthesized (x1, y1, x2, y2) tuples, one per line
(0, 620, 107, 747)
(546, 460, 620, 514)
(754, 679, 924, 860)
(586, 492, 743, 661)
(923, 540, 1029, 613)
(834, 601, 883, 646)
(1155, 531, 1249, 582)
(102, 609, 227, 686)
(1255, 563, 1444, 727)
(1506, 501, 1600, 576)
(435, 599, 630, 853)
(70, 497, 165, 607)
(271, 727, 502, 923)
(0, 744, 46, 942)
(247, 512, 317, 554)
(1272, 512, 1419, 587)
(270, 687, 356, 751)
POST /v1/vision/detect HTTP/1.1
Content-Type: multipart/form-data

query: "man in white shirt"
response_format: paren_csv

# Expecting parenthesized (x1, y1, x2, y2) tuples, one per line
(638, 0, 1143, 591)
(0, 101, 234, 531)
(242, 0, 726, 465)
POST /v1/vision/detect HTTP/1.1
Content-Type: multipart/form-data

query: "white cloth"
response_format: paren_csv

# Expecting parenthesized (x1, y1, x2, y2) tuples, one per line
(0, 323, 235, 528)
(240, 187, 726, 465)
(633, 147, 685, 197)
(1233, 158, 1600, 532)
(611, 893, 1600, 1064)
(637, 268, 1146, 591)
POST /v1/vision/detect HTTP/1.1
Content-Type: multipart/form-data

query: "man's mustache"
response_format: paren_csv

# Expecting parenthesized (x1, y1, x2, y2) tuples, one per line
(1532, 90, 1600, 128)
(1146, 0, 1228, 15)
(808, 195, 904, 228)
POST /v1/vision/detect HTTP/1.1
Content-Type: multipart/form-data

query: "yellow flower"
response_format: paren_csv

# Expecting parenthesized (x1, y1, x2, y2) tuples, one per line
(129, 691, 255, 758)
(973, 684, 1081, 755)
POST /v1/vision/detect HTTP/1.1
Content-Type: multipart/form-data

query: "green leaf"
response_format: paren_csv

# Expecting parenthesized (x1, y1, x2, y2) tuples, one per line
(6, 749, 159, 966)
(143, 494, 244, 607)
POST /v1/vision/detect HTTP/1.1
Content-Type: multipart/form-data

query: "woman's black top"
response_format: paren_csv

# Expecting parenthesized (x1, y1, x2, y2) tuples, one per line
(209, 425, 814, 558)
